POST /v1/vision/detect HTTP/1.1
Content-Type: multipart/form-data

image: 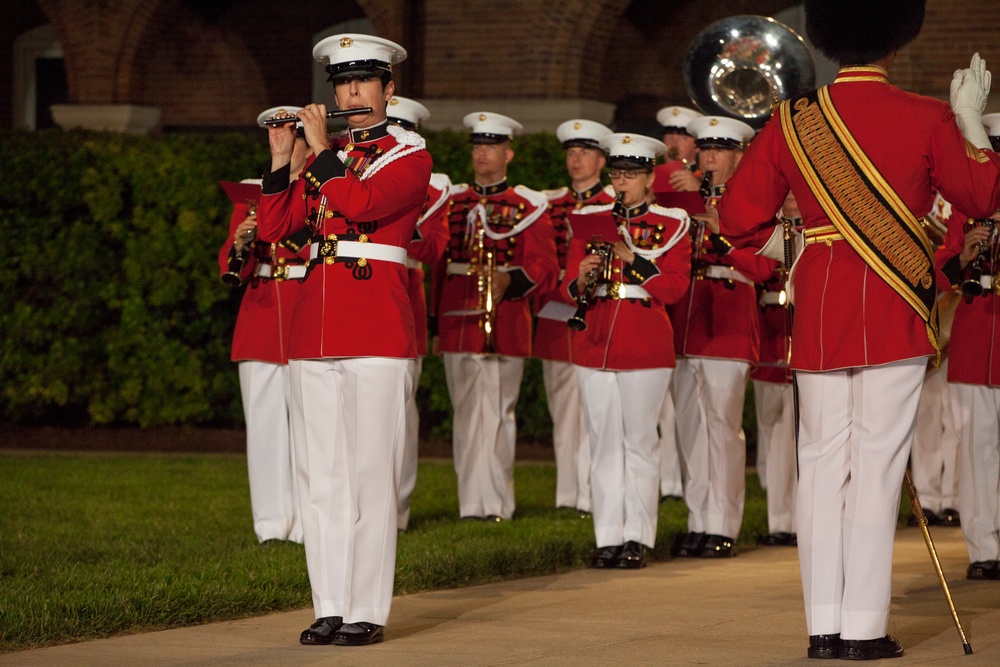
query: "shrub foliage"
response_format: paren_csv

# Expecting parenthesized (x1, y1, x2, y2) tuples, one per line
(0, 128, 567, 435)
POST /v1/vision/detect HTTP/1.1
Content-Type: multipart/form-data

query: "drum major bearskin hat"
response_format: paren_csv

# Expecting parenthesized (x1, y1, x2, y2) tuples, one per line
(804, 1, 925, 66)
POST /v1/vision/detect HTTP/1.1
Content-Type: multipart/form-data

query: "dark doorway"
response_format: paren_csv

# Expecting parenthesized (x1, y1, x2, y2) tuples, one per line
(36, 57, 68, 129)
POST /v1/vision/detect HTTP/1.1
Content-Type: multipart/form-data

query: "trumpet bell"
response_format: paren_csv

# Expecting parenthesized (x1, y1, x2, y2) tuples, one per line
(683, 15, 815, 130)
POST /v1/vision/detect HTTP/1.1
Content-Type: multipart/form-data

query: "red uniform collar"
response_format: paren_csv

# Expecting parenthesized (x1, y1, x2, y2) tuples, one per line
(834, 66, 890, 84)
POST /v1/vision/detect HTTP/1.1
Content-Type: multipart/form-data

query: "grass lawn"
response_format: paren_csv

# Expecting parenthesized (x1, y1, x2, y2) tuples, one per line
(1, 449, 777, 652)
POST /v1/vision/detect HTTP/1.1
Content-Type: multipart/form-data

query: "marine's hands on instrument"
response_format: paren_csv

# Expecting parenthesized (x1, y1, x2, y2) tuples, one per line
(233, 214, 258, 253)
(267, 110, 296, 172)
(296, 103, 332, 157)
(692, 204, 721, 235)
(950, 53, 993, 150)
(961, 224, 993, 268)
(669, 169, 701, 192)
(612, 240, 635, 265)
(576, 252, 604, 293)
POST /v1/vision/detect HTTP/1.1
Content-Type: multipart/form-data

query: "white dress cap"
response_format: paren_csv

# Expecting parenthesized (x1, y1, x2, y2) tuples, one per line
(655, 106, 704, 133)
(463, 111, 524, 144)
(387, 96, 430, 128)
(256, 106, 304, 129)
(686, 116, 755, 149)
(556, 119, 613, 149)
(598, 133, 667, 167)
(313, 34, 407, 80)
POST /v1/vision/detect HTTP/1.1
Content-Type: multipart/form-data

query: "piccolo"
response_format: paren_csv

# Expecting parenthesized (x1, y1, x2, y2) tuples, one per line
(263, 107, 373, 126)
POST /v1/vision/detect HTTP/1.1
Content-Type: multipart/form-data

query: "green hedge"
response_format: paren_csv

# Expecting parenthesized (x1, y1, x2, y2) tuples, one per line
(0, 128, 567, 437)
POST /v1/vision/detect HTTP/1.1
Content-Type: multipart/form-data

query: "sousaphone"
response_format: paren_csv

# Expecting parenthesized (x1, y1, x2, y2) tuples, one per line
(683, 15, 815, 129)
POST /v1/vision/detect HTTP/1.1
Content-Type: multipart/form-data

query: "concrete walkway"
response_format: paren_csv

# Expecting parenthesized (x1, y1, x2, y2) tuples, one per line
(3, 527, 997, 666)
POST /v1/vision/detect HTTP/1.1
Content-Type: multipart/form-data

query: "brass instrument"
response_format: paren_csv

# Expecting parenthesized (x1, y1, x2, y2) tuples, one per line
(567, 237, 614, 332)
(470, 228, 498, 353)
(961, 217, 997, 301)
(222, 202, 258, 288)
(683, 15, 815, 129)
(262, 106, 373, 126)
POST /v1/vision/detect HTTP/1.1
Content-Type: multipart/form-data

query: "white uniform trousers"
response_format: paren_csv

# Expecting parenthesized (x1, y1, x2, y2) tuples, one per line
(237, 361, 301, 544)
(657, 383, 684, 498)
(674, 357, 751, 539)
(542, 359, 591, 511)
(796, 359, 925, 640)
(577, 366, 671, 548)
(753, 379, 797, 534)
(910, 360, 961, 514)
(444, 353, 524, 519)
(397, 357, 422, 531)
(954, 383, 1000, 563)
(288, 357, 410, 626)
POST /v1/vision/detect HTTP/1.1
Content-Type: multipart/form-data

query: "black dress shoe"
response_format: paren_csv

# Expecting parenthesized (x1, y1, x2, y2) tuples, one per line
(299, 616, 344, 645)
(614, 541, 647, 569)
(590, 544, 622, 568)
(761, 532, 798, 547)
(670, 531, 706, 557)
(940, 508, 961, 526)
(700, 534, 737, 558)
(907, 508, 940, 527)
(840, 635, 903, 660)
(967, 559, 1000, 580)
(331, 621, 384, 646)
(807, 633, 841, 659)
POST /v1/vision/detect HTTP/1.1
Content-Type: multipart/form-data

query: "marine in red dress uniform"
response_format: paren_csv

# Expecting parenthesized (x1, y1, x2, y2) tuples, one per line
(936, 130, 1000, 579)
(535, 118, 614, 514)
(561, 132, 691, 569)
(257, 34, 432, 647)
(435, 111, 558, 521)
(716, 2, 1000, 658)
(668, 115, 774, 560)
(751, 195, 797, 547)
(386, 96, 451, 532)
(218, 107, 314, 546)
(652, 105, 703, 501)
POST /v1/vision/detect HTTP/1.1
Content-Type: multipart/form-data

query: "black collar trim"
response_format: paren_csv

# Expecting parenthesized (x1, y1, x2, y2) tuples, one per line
(473, 180, 509, 196)
(349, 121, 390, 144)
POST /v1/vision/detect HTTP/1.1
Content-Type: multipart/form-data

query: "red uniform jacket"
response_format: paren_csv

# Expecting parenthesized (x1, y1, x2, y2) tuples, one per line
(218, 199, 307, 364)
(435, 180, 559, 357)
(257, 121, 432, 360)
(718, 66, 1000, 372)
(937, 210, 1000, 386)
(560, 202, 691, 371)
(669, 184, 776, 366)
(533, 182, 615, 363)
(407, 173, 452, 356)
(751, 273, 792, 384)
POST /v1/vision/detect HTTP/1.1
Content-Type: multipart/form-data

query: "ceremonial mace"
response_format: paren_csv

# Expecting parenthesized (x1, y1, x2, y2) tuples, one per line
(902, 469, 973, 655)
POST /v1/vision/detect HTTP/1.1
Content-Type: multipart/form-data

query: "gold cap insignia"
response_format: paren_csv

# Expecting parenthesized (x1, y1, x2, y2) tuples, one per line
(389, 99, 398, 105)
(671, 108, 680, 116)
(622, 136, 632, 144)
(340, 37, 353, 48)
(479, 113, 487, 121)
(573, 122, 582, 130)
(709, 118, 719, 126)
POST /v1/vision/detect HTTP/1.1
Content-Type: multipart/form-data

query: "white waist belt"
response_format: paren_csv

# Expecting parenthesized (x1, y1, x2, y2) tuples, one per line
(594, 283, 651, 299)
(405, 256, 421, 270)
(759, 290, 785, 306)
(255, 263, 308, 280)
(704, 264, 753, 286)
(309, 240, 408, 264)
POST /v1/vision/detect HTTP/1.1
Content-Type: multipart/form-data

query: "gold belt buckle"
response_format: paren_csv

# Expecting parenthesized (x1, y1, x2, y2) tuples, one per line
(272, 265, 289, 281)
(608, 281, 625, 300)
(319, 235, 338, 265)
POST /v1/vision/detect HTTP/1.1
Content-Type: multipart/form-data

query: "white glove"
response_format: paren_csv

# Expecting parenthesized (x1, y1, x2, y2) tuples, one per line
(950, 53, 993, 150)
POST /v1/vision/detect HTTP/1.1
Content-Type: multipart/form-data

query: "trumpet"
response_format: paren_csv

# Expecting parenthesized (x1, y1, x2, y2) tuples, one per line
(262, 106, 373, 126)
(222, 202, 258, 288)
(961, 217, 996, 301)
(470, 228, 498, 353)
(567, 237, 614, 331)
